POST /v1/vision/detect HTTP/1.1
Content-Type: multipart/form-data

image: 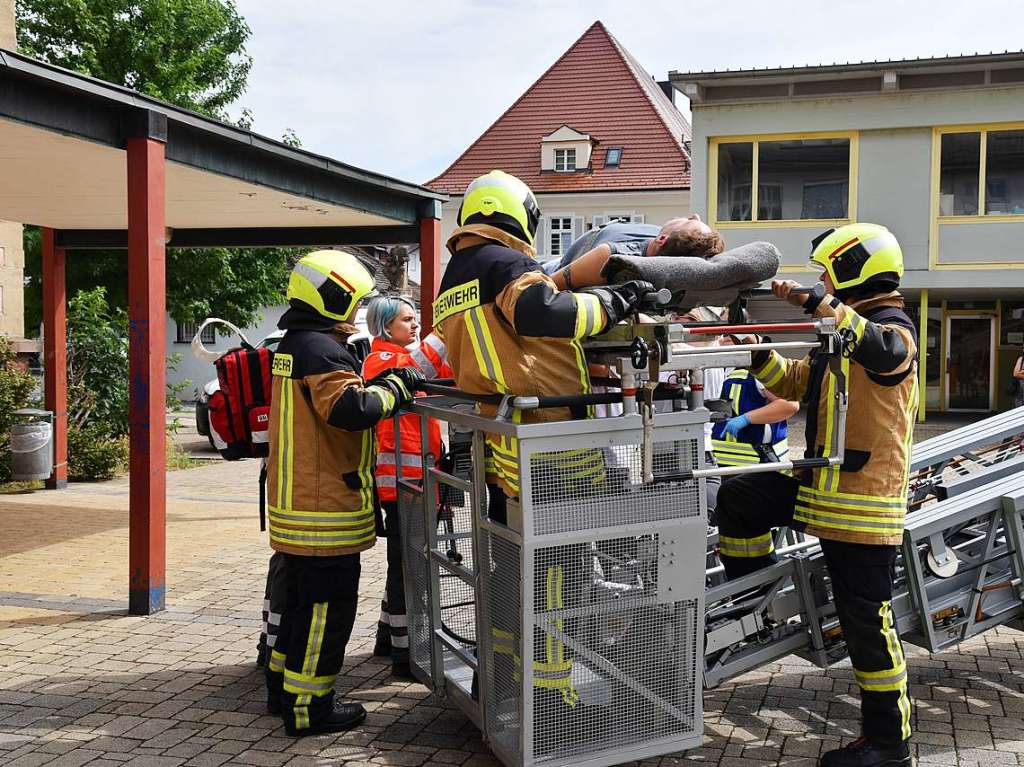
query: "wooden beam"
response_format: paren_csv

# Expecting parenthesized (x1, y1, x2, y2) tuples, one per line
(56, 225, 422, 250)
(41, 228, 67, 489)
(419, 213, 442, 333)
(126, 136, 167, 616)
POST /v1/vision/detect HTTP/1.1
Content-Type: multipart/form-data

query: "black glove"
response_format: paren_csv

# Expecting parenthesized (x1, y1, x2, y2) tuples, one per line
(582, 280, 656, 333)
(368, 367, 425, 409)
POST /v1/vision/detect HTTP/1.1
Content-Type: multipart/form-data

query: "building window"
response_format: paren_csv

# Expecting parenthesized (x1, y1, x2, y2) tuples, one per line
(939, 132, 981, 215)
(939, 127, 1024, 217)
(554, 148, 577, 172)
(176, 321, 214, 344)
(596, 212, 645, 227)
(715, 136, 852, 223)
(548, 216, 574, 257)
(1001, 301, 1024, 346)
(605, 147, 623, 167)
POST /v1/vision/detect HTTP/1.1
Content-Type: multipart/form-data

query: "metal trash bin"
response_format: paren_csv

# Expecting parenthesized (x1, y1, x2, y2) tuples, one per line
(10, 408, 54, 481)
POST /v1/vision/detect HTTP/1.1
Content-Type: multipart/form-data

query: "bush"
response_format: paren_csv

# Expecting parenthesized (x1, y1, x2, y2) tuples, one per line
(0, 336, 38, 483)
(67, 287, 129, 435)
(67, 423, 128, 482)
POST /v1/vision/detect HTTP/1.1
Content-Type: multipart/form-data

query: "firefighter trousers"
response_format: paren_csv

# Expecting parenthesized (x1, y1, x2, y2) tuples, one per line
(375, 501, 409, 664)
(486, 484, 582, 709)
(265, 554, 361, 731)
(259, 552, 289, 664)
(715, 471, 911, 746)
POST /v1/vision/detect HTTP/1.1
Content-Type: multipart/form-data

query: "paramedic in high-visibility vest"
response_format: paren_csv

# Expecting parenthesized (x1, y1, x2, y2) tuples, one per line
(362, 295, 451, 681)
(264, 250, 423, 736)
(715, 223, 918, 767)
(711, 335, 799, 468)
(433, 169, 653, 714)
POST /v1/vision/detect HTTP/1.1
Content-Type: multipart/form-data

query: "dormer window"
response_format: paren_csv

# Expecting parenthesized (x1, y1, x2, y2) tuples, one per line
(541, 125, 593, 173)
(605, 147, 623, 167)
(554, 148, 577, 172)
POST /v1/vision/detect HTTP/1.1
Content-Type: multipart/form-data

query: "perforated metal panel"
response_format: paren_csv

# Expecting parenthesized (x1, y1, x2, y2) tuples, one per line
(404, 408, 706, 767)
(437, 450, 477, 648)
(482, 530, 523, 762)
(524, 534, 701, 764)
(399, 484, 434, 685)
(527, 439, 702, 537)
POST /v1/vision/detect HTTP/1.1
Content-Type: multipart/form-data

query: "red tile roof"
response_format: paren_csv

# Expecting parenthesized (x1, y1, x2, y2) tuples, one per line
(426, 21, 691, 195)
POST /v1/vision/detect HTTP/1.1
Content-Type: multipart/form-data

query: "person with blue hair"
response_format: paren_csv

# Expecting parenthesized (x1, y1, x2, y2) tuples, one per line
(362, 295, 450, 679)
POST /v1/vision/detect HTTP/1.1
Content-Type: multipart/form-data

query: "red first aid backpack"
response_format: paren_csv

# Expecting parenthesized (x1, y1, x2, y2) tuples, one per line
(191, 318, 275, 460)
(207, 345, 274, 460)
(192, 319, 275, 530)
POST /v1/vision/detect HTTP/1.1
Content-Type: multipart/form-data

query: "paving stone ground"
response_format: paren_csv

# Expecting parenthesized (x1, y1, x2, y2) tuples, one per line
(2, 413, 1022, 766)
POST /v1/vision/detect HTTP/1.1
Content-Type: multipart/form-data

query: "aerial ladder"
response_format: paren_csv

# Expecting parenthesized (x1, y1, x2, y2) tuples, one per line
(392, 304, 1024, 767)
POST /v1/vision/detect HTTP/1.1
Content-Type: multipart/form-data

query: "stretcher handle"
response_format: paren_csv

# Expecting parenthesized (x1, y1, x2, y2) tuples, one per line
(641, 288, 672, 307)
(654, 456, 834, 483)
(684, 321, 819, 335)
(415, 381, 690, 409)
(745, 285, 817, 296)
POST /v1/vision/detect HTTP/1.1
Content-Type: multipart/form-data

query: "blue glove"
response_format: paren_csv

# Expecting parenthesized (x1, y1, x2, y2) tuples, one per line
(723, 414, 751, 438)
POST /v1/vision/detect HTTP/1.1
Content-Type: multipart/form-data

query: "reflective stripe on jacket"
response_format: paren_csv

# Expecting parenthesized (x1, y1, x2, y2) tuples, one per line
(750, 293, 918, 546)
(267, 322, 396, 556)
(362, 337, 452, 501)
(711, 369, 789, 467)
(435, 224, 609, 497)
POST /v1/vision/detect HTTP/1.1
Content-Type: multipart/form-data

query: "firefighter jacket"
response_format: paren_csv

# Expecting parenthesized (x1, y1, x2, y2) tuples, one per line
(267, 312, 400, 557)
(711, 369, 790, 467)
(434, 224, 610, 497)
(750, 292, 918, 546)
(362, 336, 452, 502)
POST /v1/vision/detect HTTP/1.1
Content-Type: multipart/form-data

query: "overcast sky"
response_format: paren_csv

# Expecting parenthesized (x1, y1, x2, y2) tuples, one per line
(231, 0, 1024, 186)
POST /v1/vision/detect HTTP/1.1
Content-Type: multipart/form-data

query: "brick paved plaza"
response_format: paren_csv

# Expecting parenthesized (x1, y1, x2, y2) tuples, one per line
(3, 434, 1024, 767)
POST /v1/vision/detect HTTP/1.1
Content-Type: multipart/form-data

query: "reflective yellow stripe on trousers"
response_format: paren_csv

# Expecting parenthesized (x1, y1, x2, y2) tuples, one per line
(718, 532, 774, 558)
(284, 603, 331, 730)
(538, 565, 578, 707)
(853, 601, 911, 740)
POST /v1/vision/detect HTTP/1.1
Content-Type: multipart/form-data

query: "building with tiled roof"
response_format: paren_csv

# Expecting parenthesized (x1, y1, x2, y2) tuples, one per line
(427, 21, 692, 262)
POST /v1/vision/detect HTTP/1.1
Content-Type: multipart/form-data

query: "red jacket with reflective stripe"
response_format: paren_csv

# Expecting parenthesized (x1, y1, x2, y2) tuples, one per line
(362, 336, 451, 501)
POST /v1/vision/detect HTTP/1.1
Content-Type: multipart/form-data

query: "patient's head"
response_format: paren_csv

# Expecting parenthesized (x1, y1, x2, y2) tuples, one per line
(648, 214, 726, 259)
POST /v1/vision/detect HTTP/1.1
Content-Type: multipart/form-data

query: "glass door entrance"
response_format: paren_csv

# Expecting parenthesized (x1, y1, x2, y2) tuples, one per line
(945, 315, 995, 411)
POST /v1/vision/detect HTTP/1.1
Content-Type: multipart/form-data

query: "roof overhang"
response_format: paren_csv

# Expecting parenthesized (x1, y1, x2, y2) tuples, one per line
(669, 51, 1024, 105)
(0, 49, 447, 245)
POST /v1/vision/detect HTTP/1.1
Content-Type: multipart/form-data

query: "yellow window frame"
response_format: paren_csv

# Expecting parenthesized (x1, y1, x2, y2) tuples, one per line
(929, 122, 1024, 270)
(708, 131, 859, 229)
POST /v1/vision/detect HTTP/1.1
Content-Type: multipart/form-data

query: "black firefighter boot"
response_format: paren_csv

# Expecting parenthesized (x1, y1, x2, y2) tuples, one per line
(284, 701, 367, 737)
(820, 737, 911, 767)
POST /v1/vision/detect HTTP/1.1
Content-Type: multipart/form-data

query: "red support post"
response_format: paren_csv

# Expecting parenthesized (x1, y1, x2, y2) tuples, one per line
(126, 135, 167, 615)
(41, 228, 67, 490)
(419, 203, 442, 334)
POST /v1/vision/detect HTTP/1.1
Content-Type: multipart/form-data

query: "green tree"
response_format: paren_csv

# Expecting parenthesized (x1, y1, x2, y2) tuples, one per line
(16, 0, 300, 333)
(16, 0, 252, 117)
(22, 231, 292, 334)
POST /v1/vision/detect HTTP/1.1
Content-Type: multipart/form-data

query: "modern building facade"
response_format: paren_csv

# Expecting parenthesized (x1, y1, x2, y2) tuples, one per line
(429, 21, 692, 263)
(671, 52, 1024, 416)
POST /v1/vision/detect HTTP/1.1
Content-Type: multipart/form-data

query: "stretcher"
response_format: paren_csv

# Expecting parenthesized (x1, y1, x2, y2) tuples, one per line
(395, 310, 1024, 767)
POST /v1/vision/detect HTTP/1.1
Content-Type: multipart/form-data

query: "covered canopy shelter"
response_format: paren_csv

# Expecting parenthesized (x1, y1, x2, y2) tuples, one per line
(0, 48, 447, 615)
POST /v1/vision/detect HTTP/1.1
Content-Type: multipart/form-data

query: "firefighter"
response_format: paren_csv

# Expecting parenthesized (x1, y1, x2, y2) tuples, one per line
(264, 250, 424, 736)
(434, 170, 652, 714)
(714, 223, 917, 767)
(363, 295, 451, 680)
(710, 335, 799, 468)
